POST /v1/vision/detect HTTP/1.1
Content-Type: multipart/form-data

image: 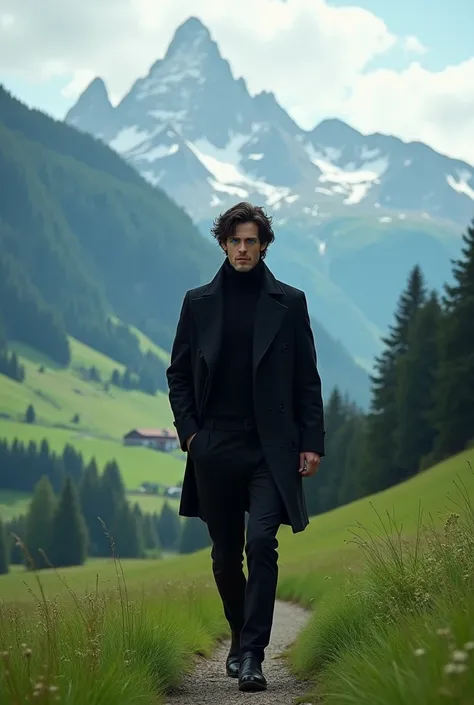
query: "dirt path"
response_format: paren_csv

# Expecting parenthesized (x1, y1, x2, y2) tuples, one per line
(165, 600, 311, 705)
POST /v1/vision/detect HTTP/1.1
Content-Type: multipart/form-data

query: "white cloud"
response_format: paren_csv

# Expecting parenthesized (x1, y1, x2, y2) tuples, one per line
(345, 59, 474, 164)
(403, 35, 428, 55)
(0, 0, 473, 164)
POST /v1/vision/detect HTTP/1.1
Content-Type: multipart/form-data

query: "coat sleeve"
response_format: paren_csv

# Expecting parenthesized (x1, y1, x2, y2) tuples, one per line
(294, 292, 326, 456)
(166, 292, 199, 452)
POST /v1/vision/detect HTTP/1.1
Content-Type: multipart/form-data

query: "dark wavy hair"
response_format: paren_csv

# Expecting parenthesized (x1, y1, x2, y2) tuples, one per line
(210, 202, 275, 259)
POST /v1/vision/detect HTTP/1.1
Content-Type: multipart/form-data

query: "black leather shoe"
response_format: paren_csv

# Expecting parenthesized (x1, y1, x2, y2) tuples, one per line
(225, 635, 240, 678)
(226, 652, 240, 678)
(238, 651, 267, 692)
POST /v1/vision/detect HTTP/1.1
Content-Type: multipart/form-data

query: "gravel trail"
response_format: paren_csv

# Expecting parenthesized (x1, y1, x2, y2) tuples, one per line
(165, 600, 311, 705)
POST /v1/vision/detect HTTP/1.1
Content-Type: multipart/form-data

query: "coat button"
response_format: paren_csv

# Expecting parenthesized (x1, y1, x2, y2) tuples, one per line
(279, 404, 284, 412)
(291, 442, 297, 452)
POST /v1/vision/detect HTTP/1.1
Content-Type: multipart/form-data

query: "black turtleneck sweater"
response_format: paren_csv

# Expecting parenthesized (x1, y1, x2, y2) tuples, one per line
(205, 258, 265, 421)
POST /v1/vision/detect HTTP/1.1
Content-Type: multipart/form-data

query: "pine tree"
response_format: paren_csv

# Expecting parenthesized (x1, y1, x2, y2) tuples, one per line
(157, 501, 181, 551)
(179, 517, 211, 554)
(62, 444, 84, 484)
(337, 413, 368, 505)
(0, 311, 6, 349)
(322, 404, 367, 512)
(304, 387, 351, 516)
(433, 220, 474, 458)
(142, 513, 160, 551)
(112, 502, 144, 558)
(394, 292, 442, 476)
(96, 460, 126, 555)
(0, 519, 9, 575)
(362, 265, 427, 493)
(79, 458, 102, 555)
(25, 404, 36, 424)
(25, 475, 56, 569)
(49, 477, 88, 567)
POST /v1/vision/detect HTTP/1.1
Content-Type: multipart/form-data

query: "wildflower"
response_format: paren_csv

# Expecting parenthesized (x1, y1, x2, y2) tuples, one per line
(414, 648, 426, 657)
(464, 642, 474, 651)
(437, 628, 451, 637)
(451, 650, 468, 662)
(444, 663, 467, 675)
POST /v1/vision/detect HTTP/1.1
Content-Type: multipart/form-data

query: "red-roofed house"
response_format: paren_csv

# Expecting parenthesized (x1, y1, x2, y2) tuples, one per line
(123, 428, 179, 452)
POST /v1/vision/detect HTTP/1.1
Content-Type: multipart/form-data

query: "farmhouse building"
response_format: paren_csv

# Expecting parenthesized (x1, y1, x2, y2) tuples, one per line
(123, 428, 179, 452)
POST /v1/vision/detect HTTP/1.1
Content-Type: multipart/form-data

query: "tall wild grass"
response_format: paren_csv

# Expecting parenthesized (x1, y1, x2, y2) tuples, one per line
(290, 464, 474, 704)
(0, 525, 224, 705)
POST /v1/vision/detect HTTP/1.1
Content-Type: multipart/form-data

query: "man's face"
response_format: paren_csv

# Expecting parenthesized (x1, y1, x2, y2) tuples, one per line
(222, 221, 267, 272)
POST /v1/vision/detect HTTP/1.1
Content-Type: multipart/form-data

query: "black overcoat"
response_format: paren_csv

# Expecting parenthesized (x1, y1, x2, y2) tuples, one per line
(166, 261, 325, 534)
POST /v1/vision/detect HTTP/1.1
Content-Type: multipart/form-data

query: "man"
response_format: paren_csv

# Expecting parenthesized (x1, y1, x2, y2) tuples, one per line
(166, 202, 325, 692)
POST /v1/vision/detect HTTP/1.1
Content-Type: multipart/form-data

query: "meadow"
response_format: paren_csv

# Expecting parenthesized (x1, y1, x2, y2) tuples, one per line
(0, 335, 185, 523)
(1, 447, 473, 703)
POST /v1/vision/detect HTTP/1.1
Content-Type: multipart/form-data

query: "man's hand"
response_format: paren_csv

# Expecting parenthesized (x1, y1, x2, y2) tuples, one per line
(298, 452, 321, 477)
(186, 432, 197, 451)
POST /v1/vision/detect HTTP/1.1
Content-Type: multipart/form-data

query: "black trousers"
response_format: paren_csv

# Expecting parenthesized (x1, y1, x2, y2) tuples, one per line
(190, 421, 285, 663)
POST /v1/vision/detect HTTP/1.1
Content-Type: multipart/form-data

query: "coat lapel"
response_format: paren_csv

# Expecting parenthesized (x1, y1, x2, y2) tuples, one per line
(253, 266, 288, 377)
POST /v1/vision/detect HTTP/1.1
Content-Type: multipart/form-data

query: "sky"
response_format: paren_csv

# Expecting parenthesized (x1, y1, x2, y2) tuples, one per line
(1, 0, 473, 164)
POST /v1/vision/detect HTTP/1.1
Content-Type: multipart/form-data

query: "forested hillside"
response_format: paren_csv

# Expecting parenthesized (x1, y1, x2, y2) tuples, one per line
(0, 86, 218, 371)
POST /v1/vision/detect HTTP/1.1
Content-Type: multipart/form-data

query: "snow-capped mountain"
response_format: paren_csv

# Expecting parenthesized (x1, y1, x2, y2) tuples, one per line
(66, 16, 474, 369)
(67, 16, 474, 229)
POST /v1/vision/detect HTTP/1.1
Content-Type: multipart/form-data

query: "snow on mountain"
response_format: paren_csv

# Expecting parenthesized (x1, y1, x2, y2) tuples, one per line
(66, 16, 474, 230)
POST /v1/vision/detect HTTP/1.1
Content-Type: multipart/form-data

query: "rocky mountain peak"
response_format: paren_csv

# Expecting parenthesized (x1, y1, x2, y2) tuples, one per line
(72, 77, 110, 108)
(165, 16, 212, 58)
(66, 16, 474, 234)
(66, 77, 115, 136)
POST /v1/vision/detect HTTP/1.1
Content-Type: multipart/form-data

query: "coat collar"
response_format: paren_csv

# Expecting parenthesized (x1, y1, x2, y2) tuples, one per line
(201, 259, 285, 298)
(193, 259, 288, 380)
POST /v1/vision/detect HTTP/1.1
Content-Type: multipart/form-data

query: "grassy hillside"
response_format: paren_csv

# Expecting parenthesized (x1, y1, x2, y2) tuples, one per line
(0, 338, 173, 439)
